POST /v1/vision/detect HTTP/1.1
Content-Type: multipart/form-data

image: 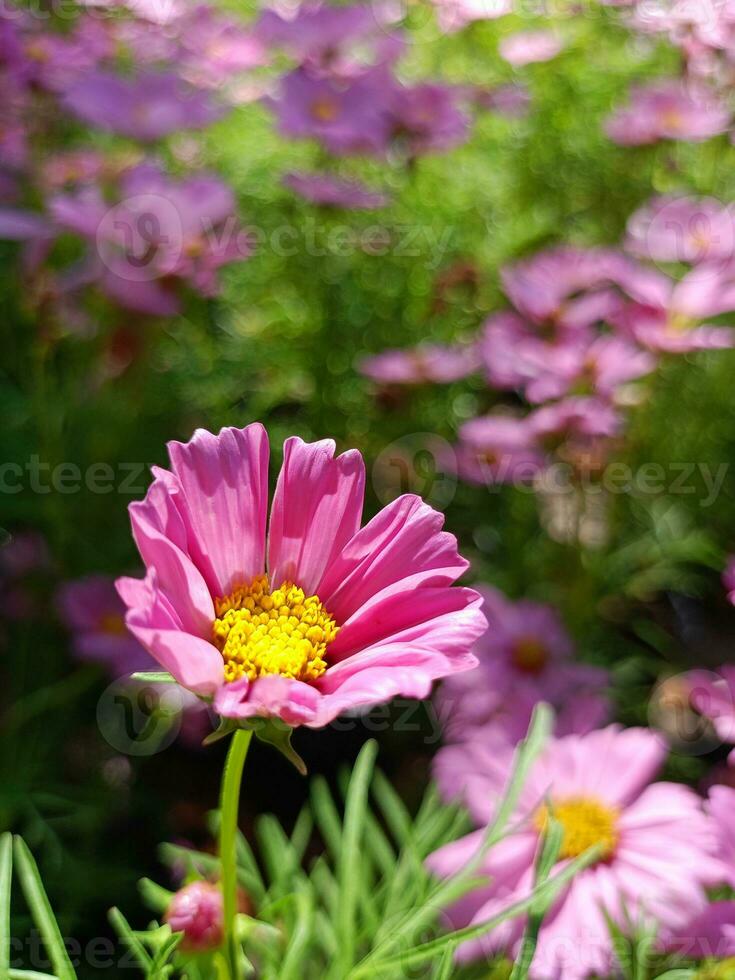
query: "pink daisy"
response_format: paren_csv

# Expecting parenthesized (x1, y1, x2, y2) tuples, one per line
(437, 586, 609, 743)
(117, 425, 486, 728)
(428, 726, 722, 979)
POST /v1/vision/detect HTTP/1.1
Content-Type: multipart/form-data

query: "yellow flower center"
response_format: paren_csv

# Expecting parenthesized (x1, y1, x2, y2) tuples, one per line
(512, 637, 548, 674)
(310, 97, 340, 122)
(534, 796, 619, 861)
(212, 574, 339, 684)
(697, 960, 735, 980)
(669, 311, 695, 332)
(100, 613, 127, 636)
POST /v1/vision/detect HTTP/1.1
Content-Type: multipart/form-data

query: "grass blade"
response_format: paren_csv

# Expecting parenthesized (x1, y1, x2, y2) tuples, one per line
(12, 838, 75, 980)
(108, 907, 152, 970)
(1, 833, 12, 978)
(337, 740, 378, 973)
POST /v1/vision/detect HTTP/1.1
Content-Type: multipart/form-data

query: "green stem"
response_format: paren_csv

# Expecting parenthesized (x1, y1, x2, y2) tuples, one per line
(219, 728, 253, 979)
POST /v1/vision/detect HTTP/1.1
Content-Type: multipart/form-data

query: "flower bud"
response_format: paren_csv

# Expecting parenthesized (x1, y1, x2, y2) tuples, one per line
(165, 881, 223, 952)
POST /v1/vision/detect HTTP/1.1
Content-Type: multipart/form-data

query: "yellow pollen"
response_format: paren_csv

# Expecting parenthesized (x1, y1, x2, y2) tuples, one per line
(661, 108, 684, 132)
(100, 613, 127, 636)
(212, 574, 339, 684)
(310, 97, 340, 122)
(512, 637, 547, 674)
(669, 311, 695, 332)
(534, 796, 619, 861)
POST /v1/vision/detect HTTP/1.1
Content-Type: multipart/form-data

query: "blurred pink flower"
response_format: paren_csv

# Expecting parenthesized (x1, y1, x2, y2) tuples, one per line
(61, 70, 225, 141)
(359, 344, 479, 384)
(528, 396, 623, 442)
(283, 172, 390, 209)
(724, 555, 735, 602)
(117, 424, 486, 728)
(659, 901, 735, 959)
(453, 416, 546, 485)
(256, 3, 402, 77)
(709, 784, 735, 888)
(271, 67, 392, 155)
(56, 575, 152, 674)
(50, 163, 250, 315)
(626, 195, 735, 266)
(605, 80, 730, 145)
(429, 726, 722, 979)
(165, 881, 223, 951)
(613, 264, 735, 351)
(387, 82, 471, 156)
(499, 30, 564, 66)
(432, 0, 512, 33)
(689, 667, 735, 751)
(438, 586, 609, 741)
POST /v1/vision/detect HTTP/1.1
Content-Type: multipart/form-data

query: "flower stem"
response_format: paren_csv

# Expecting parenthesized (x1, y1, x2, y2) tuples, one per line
(219, 727, 253, 979)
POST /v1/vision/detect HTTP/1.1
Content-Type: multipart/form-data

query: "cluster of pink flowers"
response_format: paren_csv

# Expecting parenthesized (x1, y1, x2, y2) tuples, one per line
(0, 2, 260, 325)
(425, 568, 735, 976)
(360, 234, 735, 488)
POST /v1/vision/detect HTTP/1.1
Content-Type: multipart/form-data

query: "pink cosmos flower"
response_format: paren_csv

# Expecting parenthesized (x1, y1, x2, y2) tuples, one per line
(359, 344, 479, 384)
(453, 416, 546, 485)
(387, 82, 471, 157)
(432, 0, 512, 33)
(605, 80, 730, 145)
(612, 264, 735, 351)
(724, 555, 735, 603)
(688, 667, 735, 752)
(626, 195, 735, 266)
(256, 3, 402, 78)
(473, 83, 531, 118)
(283, 172, 390, 209)
(438, 587, 609, 742)
(56, 575, 152, 675)
(498, 30, 564, 67)
(61, 70, 225, 141)
(429, 726, 722, 979)
(165, 881, 223, 951)
(528, 397, 623, 443)
(270, 67, 392, 156)
(659, 901, 735, 959)
(500, 247, 634, 330)
(116, 424, 486, 728)
(50, 163, 250, 316)
(709, 784, 735, 888)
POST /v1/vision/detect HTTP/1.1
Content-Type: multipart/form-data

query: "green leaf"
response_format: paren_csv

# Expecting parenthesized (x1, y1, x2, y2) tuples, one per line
(337, 740, 378, 973)
(251, 720, 307, 775)
(138, 879, 173, 915)
(130, 672, 178, 684)
(1, 833, 12, 978)
(108, 907, 152, 970)
(279, 891, 314, 980)
(12, 837, 76, 980)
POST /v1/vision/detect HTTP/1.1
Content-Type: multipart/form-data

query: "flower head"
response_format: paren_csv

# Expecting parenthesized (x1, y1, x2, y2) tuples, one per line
(165, 881, 223, 951)
(359, 344, 479, 384)
(605, 80, 730, 145)
(429, 726, 722, 979)
(499, 30, 564, 66)
(61, 70, 225, 141)
(117, 424, 485, 729)
(283, 172, 390, 210)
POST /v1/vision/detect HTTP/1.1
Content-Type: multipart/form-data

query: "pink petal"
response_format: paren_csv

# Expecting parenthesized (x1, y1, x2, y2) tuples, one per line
(268, 437, 365, 595)
(318, 494, 469, 622)
(167, 424, 269, 597)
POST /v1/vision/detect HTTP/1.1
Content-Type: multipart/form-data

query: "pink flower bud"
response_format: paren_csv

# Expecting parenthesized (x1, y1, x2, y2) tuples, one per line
(165, 881, 223, 952)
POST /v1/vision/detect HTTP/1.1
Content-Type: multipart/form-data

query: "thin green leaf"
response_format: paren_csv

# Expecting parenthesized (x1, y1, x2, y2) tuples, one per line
(12, 838, 75, 980)
(130, 672, 177, 684)
(353, 843, 601, 977)
(433, 947, 455, 980)
(279, 892, 314, 980)
(138, 879, 173, 915)
(337, 740, 378, 972)
(509, 815, 563, 980)
(9, 971, 60, 979)
(108, 907, 152, 970)
(310, 778, 343, 863)
(1, 833, 12, 978)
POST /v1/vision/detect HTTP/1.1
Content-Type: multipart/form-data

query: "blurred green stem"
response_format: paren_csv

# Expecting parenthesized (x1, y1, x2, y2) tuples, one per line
(219, 728, 253, 979)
